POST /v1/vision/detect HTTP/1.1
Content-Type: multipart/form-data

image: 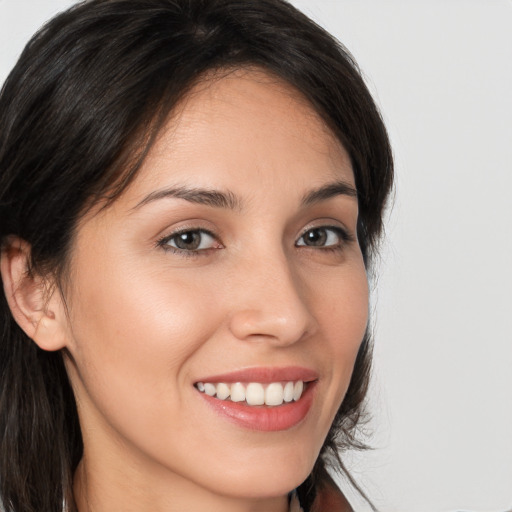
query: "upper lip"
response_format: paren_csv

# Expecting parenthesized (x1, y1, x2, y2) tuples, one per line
(195, 366, 319, 384)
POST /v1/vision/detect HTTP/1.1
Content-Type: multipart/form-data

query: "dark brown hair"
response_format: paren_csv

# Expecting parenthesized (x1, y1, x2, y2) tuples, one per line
(0, 1, 393, 511)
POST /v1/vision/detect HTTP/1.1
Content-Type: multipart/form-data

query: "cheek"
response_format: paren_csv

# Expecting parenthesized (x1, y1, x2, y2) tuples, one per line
(65, 251, 221, 415)
(315, 258, 369, 343)
(311, 260, 369, 407)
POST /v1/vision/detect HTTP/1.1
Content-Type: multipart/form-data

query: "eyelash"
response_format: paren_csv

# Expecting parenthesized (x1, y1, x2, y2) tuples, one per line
(156, 227, 220, 258)
(297, 225, 355, 252)
(156, 225, 354, 258)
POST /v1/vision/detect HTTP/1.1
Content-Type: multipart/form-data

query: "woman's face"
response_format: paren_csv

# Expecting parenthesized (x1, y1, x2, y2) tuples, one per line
(61, 69, 368, 504)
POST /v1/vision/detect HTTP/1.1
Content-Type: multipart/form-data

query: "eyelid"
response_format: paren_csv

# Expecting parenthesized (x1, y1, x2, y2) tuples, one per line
(154, 221, 354, 257)
(295, 224, 355, 248)
(156, 226, 223, 255)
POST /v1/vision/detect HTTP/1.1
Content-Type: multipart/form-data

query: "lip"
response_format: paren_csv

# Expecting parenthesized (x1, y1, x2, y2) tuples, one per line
(194, 366, 318, 432)
(195, 366, 319, 384)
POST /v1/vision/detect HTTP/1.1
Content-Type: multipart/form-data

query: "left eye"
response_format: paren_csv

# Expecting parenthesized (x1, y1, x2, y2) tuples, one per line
(162, 229, 218, 251)
(296, 227, 345, 248)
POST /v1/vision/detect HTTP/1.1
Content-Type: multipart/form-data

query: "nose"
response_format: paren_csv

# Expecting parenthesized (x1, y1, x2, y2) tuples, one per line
(227, 252, 317, 346)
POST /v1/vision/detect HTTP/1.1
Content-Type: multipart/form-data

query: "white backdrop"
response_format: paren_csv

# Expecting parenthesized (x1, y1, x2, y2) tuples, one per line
(1, 1, 511, 511)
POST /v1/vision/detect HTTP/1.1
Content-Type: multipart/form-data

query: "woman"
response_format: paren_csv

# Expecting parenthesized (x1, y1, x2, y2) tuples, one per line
(0, 0, 393, 511)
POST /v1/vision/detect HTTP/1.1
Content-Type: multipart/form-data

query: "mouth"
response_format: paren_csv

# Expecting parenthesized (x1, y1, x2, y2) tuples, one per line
(194, 380, 308, 406)
(194, 367, 318, 431)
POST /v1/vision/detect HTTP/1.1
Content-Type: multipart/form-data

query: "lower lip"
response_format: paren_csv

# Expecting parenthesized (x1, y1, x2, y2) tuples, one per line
(198, 382, 316, 432)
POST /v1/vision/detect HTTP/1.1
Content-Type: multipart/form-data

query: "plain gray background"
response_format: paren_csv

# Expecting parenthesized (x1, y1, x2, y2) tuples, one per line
(1, 1, 511, 511)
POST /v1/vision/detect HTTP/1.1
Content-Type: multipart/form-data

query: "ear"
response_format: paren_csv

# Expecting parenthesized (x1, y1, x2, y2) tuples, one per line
(0, 236, 68, 351)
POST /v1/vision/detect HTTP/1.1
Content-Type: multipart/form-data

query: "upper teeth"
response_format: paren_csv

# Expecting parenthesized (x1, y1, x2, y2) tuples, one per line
(196, 381, 305, 406)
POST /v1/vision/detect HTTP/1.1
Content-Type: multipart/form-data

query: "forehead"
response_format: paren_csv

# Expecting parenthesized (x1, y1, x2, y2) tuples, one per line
(119, 68, 355, 207)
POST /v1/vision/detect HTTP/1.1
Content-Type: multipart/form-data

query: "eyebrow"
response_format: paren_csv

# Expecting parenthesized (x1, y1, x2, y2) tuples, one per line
(132, 179, 357, 212)
(301, 180, 358, 206)
(132, 186, 241, 211)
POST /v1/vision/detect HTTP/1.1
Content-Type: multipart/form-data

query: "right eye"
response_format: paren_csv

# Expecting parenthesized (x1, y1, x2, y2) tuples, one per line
(158, 228, 221, 254)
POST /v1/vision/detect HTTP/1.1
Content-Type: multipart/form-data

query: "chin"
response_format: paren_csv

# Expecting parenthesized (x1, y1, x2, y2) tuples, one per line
(195, 442, 319, 499)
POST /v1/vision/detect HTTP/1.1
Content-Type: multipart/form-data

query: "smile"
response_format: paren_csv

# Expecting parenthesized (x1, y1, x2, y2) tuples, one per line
(195, 381, 305, 406)
(194, 367, 318, 431)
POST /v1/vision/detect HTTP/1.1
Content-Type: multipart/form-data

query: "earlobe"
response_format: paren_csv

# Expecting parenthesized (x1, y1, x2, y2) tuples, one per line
(0, 236, 68, 351)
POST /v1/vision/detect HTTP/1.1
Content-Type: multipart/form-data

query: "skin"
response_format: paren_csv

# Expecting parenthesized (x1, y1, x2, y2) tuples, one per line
(3, 69, 367, 512)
